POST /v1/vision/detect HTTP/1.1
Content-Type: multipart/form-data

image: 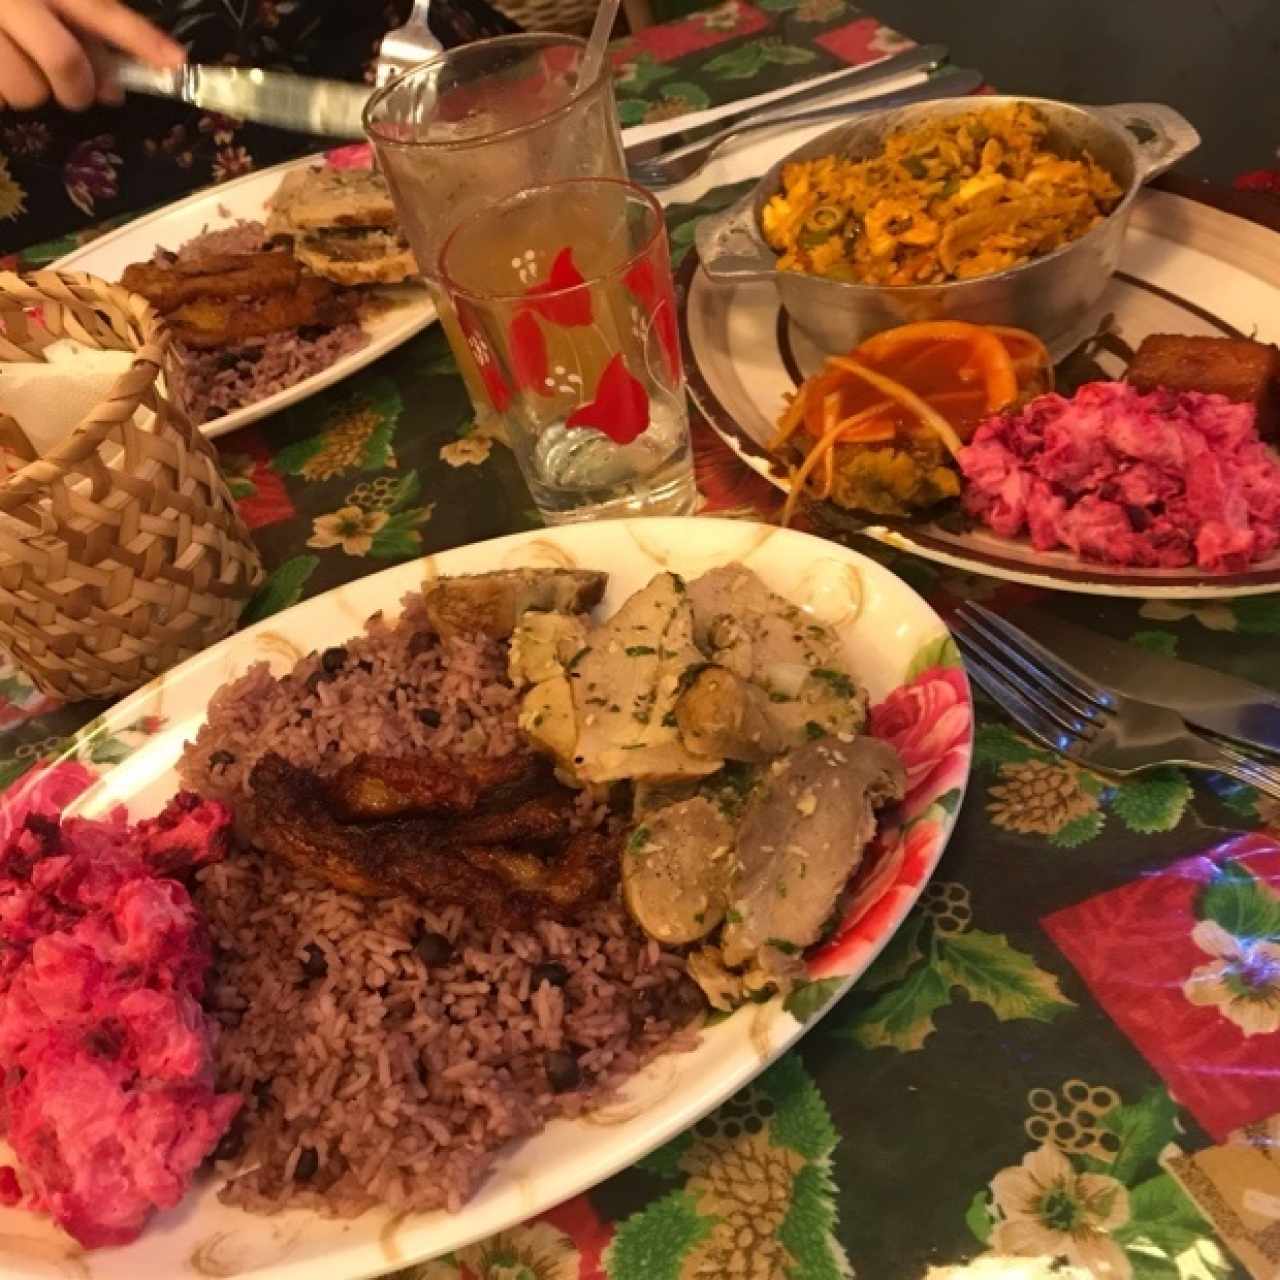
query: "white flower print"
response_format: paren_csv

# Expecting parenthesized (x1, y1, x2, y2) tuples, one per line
(989, 1143, 1131, 1279)
(1183, 920, 1280, 1036)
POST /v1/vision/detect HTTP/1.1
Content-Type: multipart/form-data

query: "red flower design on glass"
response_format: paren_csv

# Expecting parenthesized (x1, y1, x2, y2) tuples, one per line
(623, 257, 682, 384)
(525, 247, 593, 327)
(566, 354, 650, 444)
(510, 309, 548, 392)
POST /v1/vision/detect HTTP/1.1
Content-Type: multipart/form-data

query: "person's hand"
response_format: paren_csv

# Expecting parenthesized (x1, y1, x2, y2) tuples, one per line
(0, 0, 185, 111)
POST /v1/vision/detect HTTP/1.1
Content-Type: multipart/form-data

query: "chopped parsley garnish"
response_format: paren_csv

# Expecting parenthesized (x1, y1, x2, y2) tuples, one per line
(725, 907, 743, 925)
(804, 721, 827, 741)
(693, 911, 706, 925)
(565, 647, 589, 671)
(767, 938, 800, 956)
(626, 826, 651, 853)
(812, 668, 856, 698)
(625, 645, 656, 657)
(662, 711, 678, 728)
(768, 691, 792, 704)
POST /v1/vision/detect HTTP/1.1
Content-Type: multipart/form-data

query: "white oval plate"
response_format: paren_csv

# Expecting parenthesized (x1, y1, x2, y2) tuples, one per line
(51, 153, 437, 443)
(0, 518, 971, 1280)
(679, 157, 1280, 598)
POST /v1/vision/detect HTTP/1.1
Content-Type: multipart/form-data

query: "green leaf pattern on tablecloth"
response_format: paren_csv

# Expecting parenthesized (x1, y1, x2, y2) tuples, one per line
(239, 554, 319, 626)
(974, 722, 1192, 845)
(606, 1056, 851, 1278)
(4, 18, 1276, 1276)
(967, 1083, 1231, 1278)
(615, 51, 676, 95)
(1130, 629, 1179, 656)
(1110, 769, 1193, 834)
(272, 377, 403, 480)
(704, 37, 818, 79)
(608, 1192, 712, 1280)
(1198, 861, 1280, 941)
(838, 890, 1073, 1053)
(935, 929, 1077, 1024)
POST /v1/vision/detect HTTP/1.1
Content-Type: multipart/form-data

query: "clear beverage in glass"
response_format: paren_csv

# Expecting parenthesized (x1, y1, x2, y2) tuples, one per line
(363, 35, 626, 414)
(439, 177, 696, 524)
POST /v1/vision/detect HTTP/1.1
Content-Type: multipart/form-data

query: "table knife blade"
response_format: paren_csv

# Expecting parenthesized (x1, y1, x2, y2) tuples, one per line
(110, 59, 369, 139)
(1007, 607, 1280, 755)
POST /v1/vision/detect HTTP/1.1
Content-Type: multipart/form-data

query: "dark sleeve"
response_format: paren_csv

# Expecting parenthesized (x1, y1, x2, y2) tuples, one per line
(3, 0, 522, 258)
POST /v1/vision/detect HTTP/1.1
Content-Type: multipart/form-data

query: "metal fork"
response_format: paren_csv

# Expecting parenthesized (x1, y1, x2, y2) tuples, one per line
(953, 603, 1280, 801)
(376, 0, 444, 88)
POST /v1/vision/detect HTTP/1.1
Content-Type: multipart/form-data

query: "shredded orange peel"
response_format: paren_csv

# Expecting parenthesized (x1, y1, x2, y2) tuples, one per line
(774, 320, 1052, 526)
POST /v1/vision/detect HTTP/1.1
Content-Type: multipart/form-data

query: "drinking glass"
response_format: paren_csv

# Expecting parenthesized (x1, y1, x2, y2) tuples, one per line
(438, 178, 697, 524)
(363, 34, 626, 416)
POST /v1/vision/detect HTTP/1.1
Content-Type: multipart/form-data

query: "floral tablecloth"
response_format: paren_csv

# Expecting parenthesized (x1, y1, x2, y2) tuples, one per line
(6, 6, 1280, 1279)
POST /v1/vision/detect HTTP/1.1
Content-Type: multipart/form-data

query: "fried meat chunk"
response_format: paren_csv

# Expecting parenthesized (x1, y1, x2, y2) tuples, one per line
(121, 250, 300, 314)
(1127, 334, 1280, 438)
(248, 753, 617, 923)
(168, 276, 355, 348)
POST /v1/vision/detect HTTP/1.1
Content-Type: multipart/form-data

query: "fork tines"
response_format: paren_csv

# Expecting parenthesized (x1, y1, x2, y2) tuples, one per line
(951, 605, 1113, 757)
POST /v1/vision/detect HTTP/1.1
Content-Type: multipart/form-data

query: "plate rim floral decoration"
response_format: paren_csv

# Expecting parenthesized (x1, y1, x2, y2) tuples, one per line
(0, 518, 971, 1280)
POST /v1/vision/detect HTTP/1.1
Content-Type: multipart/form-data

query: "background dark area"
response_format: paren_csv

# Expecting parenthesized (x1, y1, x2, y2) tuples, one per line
(850, 0, 1277, 183)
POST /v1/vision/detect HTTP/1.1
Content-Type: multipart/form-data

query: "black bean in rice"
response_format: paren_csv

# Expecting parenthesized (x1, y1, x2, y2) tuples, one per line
(187, 584, 697, 1217)
(180, 593, 522, 806)
(197, 849, 700, 1217)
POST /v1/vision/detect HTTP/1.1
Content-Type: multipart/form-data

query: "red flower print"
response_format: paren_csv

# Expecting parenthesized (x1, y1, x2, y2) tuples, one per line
(510, 309, 549, 392)
(623, 257, 682, 383)
(691, 421, 783, 518)
(543, 1194, 613, 1276)
(808, 815, 941, 979)
(566, 354, 649, 444)
(216, 431, 296, 531)
(325, 143, 374, 170)
(629, 1, 766, 59)
(525, 247, 593, 328)
(869, 665, 971, 821)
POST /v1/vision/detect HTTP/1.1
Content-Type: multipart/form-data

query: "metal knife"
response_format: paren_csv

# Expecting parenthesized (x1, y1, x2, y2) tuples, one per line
(109, 58, 369, 139)
(625, 42, 948, 159)
(1007, 606, 1280, 755)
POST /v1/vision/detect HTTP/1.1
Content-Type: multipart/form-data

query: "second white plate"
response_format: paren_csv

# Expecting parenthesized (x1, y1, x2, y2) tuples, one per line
(52, 152, 437, 442)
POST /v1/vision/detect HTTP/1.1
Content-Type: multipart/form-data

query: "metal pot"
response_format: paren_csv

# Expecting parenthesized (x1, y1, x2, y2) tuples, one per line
(693, 96, 1200, 360)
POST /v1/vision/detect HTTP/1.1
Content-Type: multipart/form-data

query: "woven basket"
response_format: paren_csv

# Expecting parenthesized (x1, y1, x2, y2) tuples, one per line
(0, 271, 264, 702)
(496, 0, 595, 32)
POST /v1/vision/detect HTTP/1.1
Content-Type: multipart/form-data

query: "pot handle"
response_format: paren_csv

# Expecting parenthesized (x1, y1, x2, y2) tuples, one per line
(693, 189, 778, 284)
(1092, 102, 1201, 184)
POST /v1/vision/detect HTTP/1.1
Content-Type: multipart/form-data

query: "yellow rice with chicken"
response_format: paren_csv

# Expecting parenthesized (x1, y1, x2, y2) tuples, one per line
(761, 104, 1122, 286)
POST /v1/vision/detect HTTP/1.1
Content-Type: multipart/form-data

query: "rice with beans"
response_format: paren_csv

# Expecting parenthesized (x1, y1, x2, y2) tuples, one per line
(181, 594, 522, 805)
(185, 594, 702, 1216)
(153, 220, 367, 425)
